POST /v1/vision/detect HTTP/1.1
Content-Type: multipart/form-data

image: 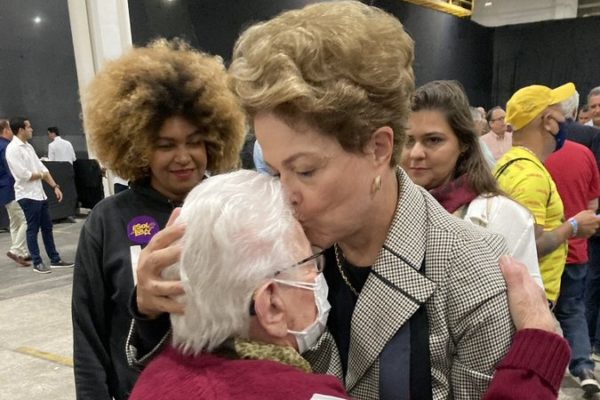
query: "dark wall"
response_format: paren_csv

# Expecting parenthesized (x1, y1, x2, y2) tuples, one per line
(129, 0, 318, 60)
(492, 16, 600, 108)
(0, 0, 84, 156)
(129, 0, 494, 108)
(373, 0, 494, 108)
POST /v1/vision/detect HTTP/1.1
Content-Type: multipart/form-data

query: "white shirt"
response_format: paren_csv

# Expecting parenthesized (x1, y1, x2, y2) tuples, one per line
(5, 136, 48, 201)
(48, 136, 76, 164)
(464, 195, 544, 288)
(480, 131, 512, 161)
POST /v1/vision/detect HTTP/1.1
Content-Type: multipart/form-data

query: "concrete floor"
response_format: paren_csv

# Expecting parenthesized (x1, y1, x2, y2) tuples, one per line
(0, 217, 80, 400)
(0, 216, 597, 399)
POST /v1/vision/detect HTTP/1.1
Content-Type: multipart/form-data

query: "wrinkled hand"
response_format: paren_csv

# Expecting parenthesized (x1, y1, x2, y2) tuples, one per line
(573, 209, 600, 238)
(499, 255, 555, 332)
(136, 208, 185, 319)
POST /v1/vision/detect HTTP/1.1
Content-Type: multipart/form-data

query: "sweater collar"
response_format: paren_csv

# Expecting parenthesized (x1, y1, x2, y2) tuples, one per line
(218, 337, 312, 373)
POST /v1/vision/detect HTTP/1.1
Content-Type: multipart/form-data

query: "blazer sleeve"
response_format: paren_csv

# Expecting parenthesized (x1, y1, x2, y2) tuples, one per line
(72, 219, 112, 400)
(447, 232, 516, 399)
(483, 329, 570, 400)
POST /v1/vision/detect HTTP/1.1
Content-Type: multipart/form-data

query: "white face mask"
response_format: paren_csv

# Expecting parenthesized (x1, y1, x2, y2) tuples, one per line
(273, 273, 331, 354)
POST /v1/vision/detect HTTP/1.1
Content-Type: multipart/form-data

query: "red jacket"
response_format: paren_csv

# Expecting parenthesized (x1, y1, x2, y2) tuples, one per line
(484, 329, 570, 399)
(130, 346, 350, 400)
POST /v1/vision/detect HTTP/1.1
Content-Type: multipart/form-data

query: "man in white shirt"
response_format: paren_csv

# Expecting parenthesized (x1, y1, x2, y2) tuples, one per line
(6, 117, 73, 273)
(480, 106, 513, 161)
(586, 87, 600, 128)
(47, 126, 76, 164)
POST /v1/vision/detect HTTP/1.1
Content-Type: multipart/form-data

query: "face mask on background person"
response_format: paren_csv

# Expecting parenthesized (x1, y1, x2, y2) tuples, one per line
(551, 121, 568, 152)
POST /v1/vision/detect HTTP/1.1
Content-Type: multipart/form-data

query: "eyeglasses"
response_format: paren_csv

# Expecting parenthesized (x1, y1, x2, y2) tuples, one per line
(249, 248, 325, 316)
(273, 248, 325, 277)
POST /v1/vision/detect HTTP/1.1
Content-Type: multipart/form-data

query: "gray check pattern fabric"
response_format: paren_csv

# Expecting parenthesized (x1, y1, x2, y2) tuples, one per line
(304, 168, 515, 399)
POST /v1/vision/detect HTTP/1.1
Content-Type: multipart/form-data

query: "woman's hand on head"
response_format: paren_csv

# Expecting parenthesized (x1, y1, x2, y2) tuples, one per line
(499, 255, 555, 333)
(136, 208, 186, 319)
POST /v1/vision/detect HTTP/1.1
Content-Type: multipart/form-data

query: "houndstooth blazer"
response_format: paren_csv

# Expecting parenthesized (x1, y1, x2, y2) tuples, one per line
(304, 168, 515, 400)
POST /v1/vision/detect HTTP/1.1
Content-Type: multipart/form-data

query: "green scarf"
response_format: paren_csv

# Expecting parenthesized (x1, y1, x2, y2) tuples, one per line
(219, 338, 312, 374)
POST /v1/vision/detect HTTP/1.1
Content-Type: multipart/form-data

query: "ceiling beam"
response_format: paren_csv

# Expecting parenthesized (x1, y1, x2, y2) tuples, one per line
(401, 0, 472, 18)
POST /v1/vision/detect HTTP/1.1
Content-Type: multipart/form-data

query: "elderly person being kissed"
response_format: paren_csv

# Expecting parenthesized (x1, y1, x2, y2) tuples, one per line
(129, 170, 349, 400)
(131, 2, 514, 399)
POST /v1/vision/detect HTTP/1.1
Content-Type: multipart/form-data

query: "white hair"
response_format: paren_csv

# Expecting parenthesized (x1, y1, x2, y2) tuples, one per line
(560, 90, 579, 119)
(163, 170, 299, 355)
(589, 86, 600, 102)
(470, 107, 483, 122)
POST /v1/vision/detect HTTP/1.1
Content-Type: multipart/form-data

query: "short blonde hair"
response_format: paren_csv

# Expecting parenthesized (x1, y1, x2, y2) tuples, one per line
(229, 1, 414, 165)
(83, 39, 246, 181)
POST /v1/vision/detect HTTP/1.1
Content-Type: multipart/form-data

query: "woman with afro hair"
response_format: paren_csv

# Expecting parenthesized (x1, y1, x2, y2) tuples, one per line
(71, 39, 246, 400)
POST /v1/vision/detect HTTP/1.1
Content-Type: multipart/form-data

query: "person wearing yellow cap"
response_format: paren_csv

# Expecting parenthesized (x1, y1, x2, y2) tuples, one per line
(494, 82, 600, 389)
(545, 87, 600, 396)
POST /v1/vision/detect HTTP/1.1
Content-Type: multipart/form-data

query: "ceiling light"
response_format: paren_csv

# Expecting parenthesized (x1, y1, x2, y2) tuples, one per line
(484, 1, 493, 6)
(33, 16, 42, 24)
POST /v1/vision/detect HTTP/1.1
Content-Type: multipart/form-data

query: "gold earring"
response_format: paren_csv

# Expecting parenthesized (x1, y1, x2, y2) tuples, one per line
(373, 175, 382, 193)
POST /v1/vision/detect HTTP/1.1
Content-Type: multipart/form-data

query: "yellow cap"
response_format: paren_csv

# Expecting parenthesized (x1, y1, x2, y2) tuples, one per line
(505, 82, 576, 131)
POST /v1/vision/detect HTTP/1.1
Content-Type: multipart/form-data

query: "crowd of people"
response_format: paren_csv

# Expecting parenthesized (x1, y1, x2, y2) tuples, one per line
(5, 1, 600, 399)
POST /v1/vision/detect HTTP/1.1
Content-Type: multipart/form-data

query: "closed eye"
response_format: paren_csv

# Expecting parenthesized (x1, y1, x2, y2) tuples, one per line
(155, 142, 174, 149)
(297, 170, 315, 178)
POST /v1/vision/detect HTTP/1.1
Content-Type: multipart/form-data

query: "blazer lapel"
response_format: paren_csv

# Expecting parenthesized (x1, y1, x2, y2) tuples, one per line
(345, 169, 437, 391)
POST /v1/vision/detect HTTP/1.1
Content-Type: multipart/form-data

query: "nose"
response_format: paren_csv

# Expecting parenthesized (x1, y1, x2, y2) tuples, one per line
(174, 145, 192, 164)
(279, 173, 302, 208)
(409, 142, 426, 160)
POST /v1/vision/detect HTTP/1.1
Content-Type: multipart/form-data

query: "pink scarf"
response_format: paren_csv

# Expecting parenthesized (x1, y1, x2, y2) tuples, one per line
(429, 174, 478, 214)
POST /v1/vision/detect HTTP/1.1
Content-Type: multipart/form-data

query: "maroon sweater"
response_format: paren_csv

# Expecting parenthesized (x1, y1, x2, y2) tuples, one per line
(130, 346, 349, 400)
(131, 329, 568, 399)
(483, 329, 570, 400)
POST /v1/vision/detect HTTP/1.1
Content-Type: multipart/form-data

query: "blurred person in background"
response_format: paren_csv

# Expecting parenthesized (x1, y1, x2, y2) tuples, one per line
(0, 118, 30, 267)
(578, 104, 591, 124)
(481, 106, 512, 161)
(6, 117, 71, 274)
(47, 126, 76, 164)
(402, 80, 541, 286)
(470, 106, 496, 167)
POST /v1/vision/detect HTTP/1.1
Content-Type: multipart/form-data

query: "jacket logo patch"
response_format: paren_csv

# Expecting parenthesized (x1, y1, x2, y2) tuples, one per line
(127, 216, 159, 245)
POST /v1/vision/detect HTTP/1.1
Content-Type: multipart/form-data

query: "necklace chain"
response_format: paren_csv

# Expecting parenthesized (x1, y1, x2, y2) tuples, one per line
(333, 244, 360, 297)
